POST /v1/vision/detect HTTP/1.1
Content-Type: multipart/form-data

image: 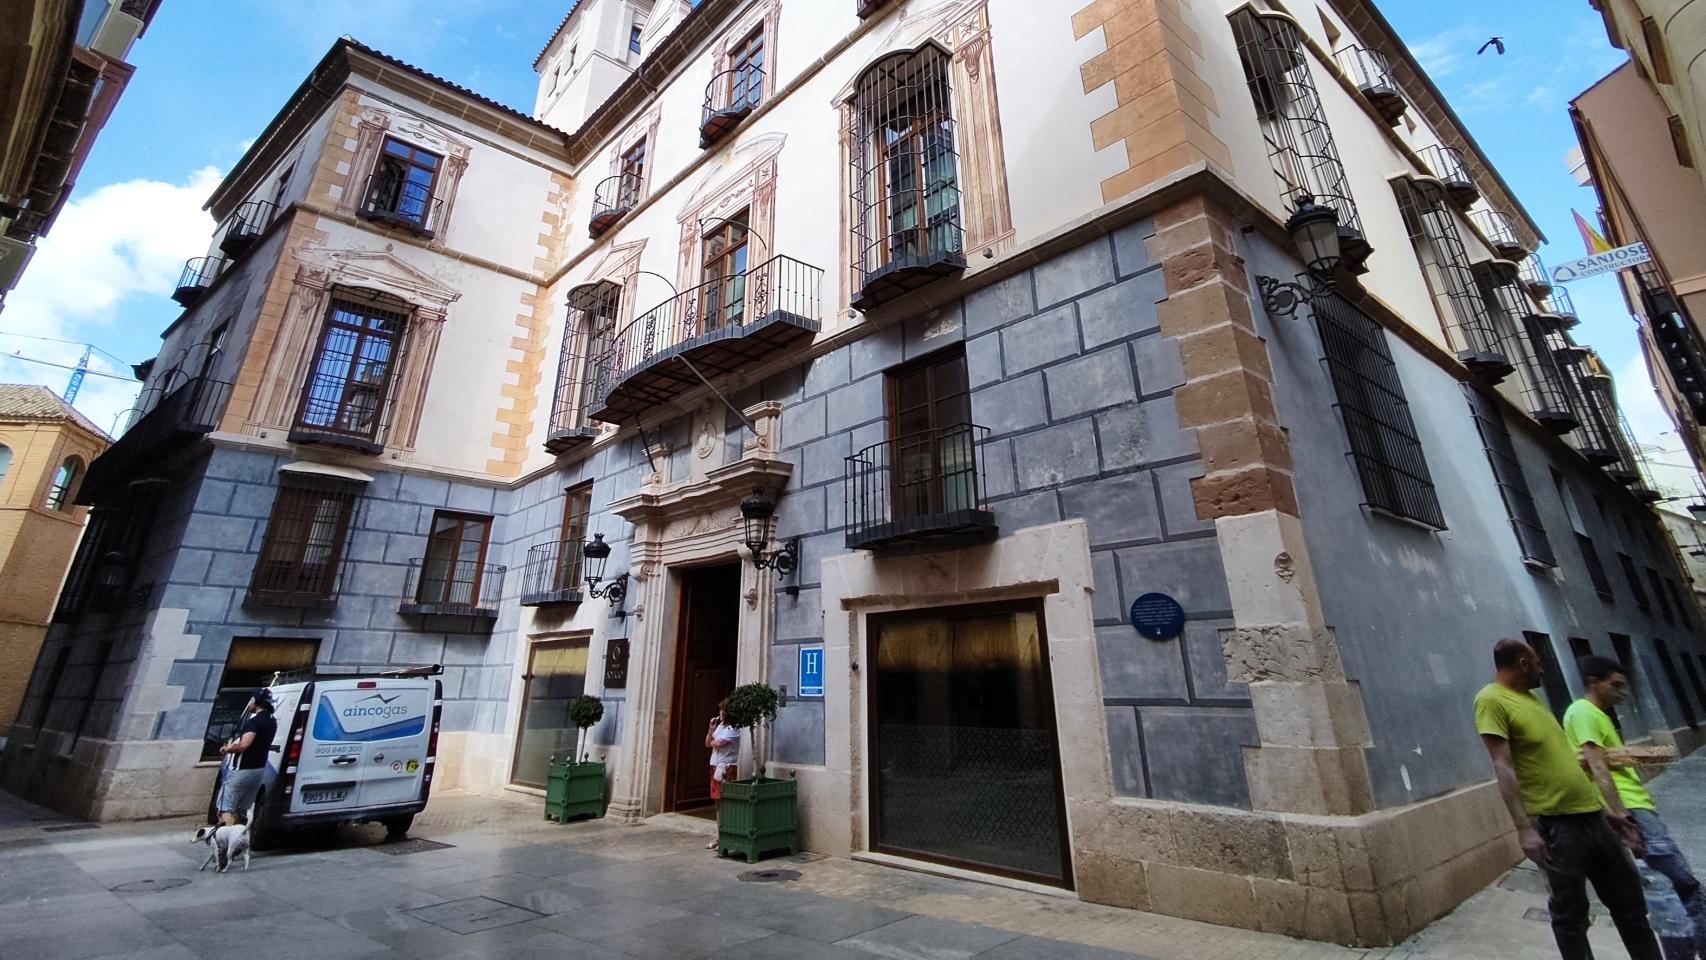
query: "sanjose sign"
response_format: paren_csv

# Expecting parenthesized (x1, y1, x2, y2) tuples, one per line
(1551, 242, 1653, 283)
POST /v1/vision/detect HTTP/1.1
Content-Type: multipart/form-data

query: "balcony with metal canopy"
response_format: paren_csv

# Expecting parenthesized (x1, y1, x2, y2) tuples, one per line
(1335, 45, 1406, 125)
(79, 376, 230, 505)
(172, 256, 226, 307)
(1420, 144, 1478, 210)
(585, 254, 823, 426)
(701, 65, 763, 149)
(1471, 208, 1528, 261)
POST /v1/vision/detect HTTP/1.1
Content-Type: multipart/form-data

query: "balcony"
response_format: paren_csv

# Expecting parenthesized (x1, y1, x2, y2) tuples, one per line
(219, 199, 275, 259)
(78, 377, 229, 504)
(1518, 255, 1553, 299)
(856, 0, 893, 16)
(1335, 45, 1405, 125)
(172, 257, 226, 307)
(700, 66, 763, 149)
(1471, 208, 1528, 261)
(358, 174, 443, 239)
(845, 423, 997, 553)
(586, 254, 823, 426)
(589, 173, 640, 238)
(400, 558, 505, 618)
(1420, 145, 1478, 209)
(1537, 286, 1578, 330)
(519, 540, 584, 607)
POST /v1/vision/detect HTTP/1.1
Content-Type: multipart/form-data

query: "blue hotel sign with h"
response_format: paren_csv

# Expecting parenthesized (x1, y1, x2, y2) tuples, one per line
(797, 646, 825, 698)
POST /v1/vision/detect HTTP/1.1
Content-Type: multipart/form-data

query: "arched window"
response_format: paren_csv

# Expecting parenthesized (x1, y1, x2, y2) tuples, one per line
(45, 456, 81, 511)
(847, 43, 964, 310)
(0, 444, 11, 490)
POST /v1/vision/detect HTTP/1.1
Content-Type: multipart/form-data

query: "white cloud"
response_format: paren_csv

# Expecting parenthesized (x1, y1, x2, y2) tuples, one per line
(1407, 25, 1482, 80)
(1615, 352, 1677, 446)
(0, 166, 221, 434)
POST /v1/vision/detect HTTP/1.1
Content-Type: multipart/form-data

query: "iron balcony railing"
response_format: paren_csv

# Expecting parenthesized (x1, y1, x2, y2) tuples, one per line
(519, 540, 584, 606)
(1471, 208, 1526, 259)
(1420, 143, 1477, 209)
(401, 558, 505, 617)
(845, 423, 996, 551)
(1518, 255, 1553, 297)
(589, 172, 642, 238)
(173, 256, 226, 307)
(1634, 262, 1706, 422)
(79, 376, 230, 504)
(1542, 286, 1577, 325)
(701, 65, 764, 148)
(219, 199, 276, 258)
(359, 174, 444, 237)
(587, 254, 824, 412)
(1334, 45, 1404, 123)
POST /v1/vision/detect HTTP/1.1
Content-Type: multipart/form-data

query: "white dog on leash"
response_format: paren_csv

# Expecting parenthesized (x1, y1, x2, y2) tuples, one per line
(192, 824, 251, 873)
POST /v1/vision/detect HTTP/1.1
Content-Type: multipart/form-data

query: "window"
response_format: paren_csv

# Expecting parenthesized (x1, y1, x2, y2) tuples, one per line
(0, 444, 11, 490)
(630, 23, 644, 55)
(198, 321, 229, 384)
(249, 479, 360, 604)
(1525, 631, 1573, 720)
(1568, 637, 1594, 660)
(1619, 552, 1650, 612)
(1395, 179, 1508, 374)
(199, 638, 319, 760)
(1654, 638, 1699, 727)
(32, 648, 69, 729)
(701, 209, 750, 332)
(363, 137, 441, 230)
(1648, 567, 1675, 624)
(1552, 468, 1612, 598)
(726, 28, 764, 112)
(1683, 654, 1706, 723)
(418, 511, 493, 607)
(557, 483, 593, 591)
(1465, 387, 1552, 565)
(71, 641, 113, 749)
(1312, 292, 1444, 528)
(567, 44, 577, 71)
(511, 638, 590, 787)
(887, 350, 976, 522)
(847, 44, 963, 307)
(270, 163, 294, 213)
(556, 282, 621, 440)
(619, 139, 646, 208)
(44, 456, 82, 511)
(1230, 9, 1367, 269)
(1667, 578, 1694, 627)
(294, 293, 409, 447)
(1643, 17, 1675, 84)
(1669, 115, 1694, 168)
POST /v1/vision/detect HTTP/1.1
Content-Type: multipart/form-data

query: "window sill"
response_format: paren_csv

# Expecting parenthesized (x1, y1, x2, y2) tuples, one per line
(356, 208, 436, 240)
(287, 429, 383, 456)
(1364, 504, 1446, 533)
(244, 591, 338, 611)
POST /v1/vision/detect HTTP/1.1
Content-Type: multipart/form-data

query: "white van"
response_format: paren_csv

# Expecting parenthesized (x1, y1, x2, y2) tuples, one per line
(212, 669, 442, 847)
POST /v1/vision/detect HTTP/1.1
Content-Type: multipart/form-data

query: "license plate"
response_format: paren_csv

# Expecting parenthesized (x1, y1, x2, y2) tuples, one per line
(302, 787, 350, 804)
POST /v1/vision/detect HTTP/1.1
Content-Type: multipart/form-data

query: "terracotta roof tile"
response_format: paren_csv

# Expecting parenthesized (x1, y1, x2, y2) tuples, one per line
(0, 383, 111, 440)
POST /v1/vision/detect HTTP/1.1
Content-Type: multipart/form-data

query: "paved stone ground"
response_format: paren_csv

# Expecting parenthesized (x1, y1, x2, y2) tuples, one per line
(2, 750, 1703, 960)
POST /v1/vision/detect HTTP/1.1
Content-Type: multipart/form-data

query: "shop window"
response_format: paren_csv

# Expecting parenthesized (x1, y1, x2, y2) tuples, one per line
(199, 638, 320, 760)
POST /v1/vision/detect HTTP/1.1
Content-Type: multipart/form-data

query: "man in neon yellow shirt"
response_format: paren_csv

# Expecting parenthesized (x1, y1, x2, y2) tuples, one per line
(1566, 654, 1705, 955)
(1475, 638, 1660, 960)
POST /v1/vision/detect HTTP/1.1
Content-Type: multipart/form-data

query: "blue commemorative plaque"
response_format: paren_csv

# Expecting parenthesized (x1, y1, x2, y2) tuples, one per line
(1129, 592, 1184, 641)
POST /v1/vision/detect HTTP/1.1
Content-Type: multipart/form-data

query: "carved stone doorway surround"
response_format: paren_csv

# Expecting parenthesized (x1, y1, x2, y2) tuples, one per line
(605, 402, 792, 822)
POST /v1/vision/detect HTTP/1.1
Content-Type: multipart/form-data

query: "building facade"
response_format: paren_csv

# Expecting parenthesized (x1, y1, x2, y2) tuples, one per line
(0, 385, 108, 740)
(7, 0, 1706, 945)
(0, 0, 161, 308)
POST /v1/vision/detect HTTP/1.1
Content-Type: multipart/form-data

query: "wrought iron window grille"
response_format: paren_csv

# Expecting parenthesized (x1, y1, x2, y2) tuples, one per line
(1231, 10, 1371, 272)
(173, 256, 227, 307)
(548, 281, 620, 454)
(359, 173, 444, 237)
(1419, 144, 1478, 209)
(289, 292, 412, 455)
(1333, 44, 1405, 124)
(1395, 178, 1512, 382)
(1464, 385, 1555, 567)
(245, 477, 363, 608)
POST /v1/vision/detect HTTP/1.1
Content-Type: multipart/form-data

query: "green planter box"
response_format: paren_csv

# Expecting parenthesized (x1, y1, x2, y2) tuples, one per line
(715, 775, 799, 863)
(545, 759, 606, 823)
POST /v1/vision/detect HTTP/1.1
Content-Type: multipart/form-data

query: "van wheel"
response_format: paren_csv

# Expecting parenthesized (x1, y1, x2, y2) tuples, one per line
(247, 795, 277, 851)
(383, 815, 414, 840)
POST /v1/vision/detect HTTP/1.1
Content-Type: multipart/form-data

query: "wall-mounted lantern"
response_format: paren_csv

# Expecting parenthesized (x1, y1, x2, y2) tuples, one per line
(1256, 192, 1345, 318)
(740, 487, 798, 591)
(581, 533, 629, 618)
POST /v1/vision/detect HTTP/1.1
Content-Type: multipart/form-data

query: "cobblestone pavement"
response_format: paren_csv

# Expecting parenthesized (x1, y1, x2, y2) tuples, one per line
(2, 751, 1703, 960)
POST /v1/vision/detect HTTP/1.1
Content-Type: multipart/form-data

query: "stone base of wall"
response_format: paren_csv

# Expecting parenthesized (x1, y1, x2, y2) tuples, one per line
(0, 735, 213, 822)
(435, 730, 511, 795)
(1072, 780, 1520, 945)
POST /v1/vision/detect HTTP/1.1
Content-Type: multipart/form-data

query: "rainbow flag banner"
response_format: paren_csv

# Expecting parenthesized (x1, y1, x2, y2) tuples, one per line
(1574, 209, 1613, 254)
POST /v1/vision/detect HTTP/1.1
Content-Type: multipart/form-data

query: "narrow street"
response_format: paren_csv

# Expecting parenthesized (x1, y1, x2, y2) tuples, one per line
(3, 749, 1703, 960)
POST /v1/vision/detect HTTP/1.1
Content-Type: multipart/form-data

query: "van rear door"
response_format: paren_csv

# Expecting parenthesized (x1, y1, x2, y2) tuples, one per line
(303, 678, 436, 811)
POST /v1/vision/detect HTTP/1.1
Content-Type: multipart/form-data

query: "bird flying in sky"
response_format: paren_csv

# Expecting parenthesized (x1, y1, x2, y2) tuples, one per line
(1477, 36, 1506, 56)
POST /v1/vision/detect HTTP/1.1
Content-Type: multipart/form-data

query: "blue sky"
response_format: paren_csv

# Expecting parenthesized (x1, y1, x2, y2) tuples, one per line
(1, 0, 1661, 446)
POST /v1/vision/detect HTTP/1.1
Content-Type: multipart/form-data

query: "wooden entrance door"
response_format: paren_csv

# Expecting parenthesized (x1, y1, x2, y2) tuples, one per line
(666, 563, 742, 811)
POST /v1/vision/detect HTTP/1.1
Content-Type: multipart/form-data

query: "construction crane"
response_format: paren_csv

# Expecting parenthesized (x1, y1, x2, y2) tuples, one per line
(62, 344, 91, 403)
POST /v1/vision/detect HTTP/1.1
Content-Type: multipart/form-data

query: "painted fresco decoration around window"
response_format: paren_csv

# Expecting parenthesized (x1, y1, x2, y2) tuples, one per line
(835, 0, 1013, 314)
(244, 250, 458, 457)
(337, 105, 472, 246)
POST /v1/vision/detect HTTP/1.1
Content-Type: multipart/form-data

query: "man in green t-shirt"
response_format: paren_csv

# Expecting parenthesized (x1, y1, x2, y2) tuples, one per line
(1475, 638, 1659, 960)
(1566, 654, 1705, 955)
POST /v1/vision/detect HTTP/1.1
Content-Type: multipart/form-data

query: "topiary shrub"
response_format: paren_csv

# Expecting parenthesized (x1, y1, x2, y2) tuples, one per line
(567, 694, 604, 762)
(720, 682, 779, 731)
